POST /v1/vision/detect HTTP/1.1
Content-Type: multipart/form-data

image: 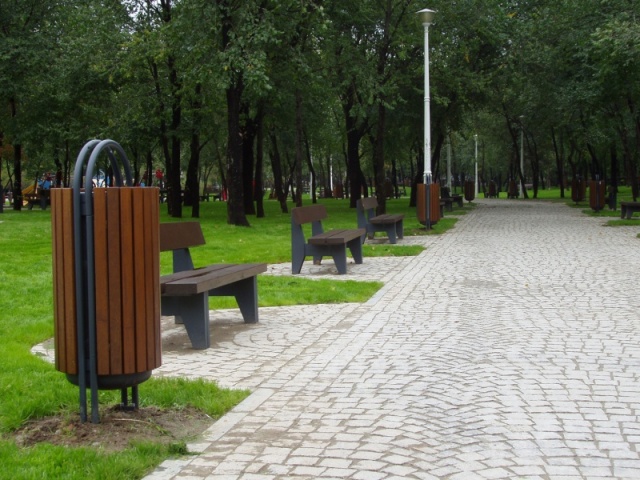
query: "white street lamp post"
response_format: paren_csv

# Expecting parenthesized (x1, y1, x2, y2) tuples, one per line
(447, 134, 452, 191)
(417, 8, 435, 227)
(520, 115, 524, 186)
(474, 134, 478, 197)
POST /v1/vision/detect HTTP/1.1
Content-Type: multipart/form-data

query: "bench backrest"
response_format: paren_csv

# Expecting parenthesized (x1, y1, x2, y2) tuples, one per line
(358, 197, 378, 212)
(160, 222, 206, 272)
(291, 204, 327, 225)
(160, 222, 205, 251)
(291, 205, 327, 244)
(356, 197, 378, 227)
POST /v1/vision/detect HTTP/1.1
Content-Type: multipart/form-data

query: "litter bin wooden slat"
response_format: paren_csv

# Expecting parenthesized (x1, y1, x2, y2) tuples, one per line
(143, 190, 161, 370)
(51, 188, 77, 374)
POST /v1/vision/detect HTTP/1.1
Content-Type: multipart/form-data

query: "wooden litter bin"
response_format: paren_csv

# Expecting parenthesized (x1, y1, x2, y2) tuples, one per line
(52, 187, 161, 388)
(464, 180, 475, 203)
(416, 183, 440, 227)
(51, 139, 161, 423)
(571, 178, 586, 203)
(589, 180, 606, 212)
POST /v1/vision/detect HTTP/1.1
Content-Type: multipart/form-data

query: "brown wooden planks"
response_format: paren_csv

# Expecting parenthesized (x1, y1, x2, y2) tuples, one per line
(93, 188, 161, 376)
(145, 188, 161, 370)
(117, 188, 135, 374)
(416, 183, 441, 224)
(93, 188, 113, 375)
(51, 188, 77, 375)
(107, 189, 124, 374)
(132, 189, 146, 372)
(159, 222, 205, 251)
(53, 187, 161, 379)
(291, 204, 327, 225)
(308, 229, 364, 245)
(161, 263, 267, 296)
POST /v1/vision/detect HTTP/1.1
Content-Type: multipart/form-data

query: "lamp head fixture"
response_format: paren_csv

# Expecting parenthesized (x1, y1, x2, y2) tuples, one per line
(417, 8, 436, 26)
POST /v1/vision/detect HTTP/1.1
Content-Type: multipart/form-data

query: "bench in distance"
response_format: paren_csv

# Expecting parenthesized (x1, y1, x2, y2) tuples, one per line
(440, 187, 463, 212)
(291, 204, 365, 275)
(356, 197, 404, 244)
(160, 222, 267, 349)
(620, 201, 640, 219)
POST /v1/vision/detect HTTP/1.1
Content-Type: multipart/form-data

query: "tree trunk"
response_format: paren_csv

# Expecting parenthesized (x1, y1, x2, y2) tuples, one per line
(373, 103, 387, 214)
(551, 127, 565, 198)
(255, 106, 265, 218)
(12, 143, 22, 211)
(628, 95, 640, 199)
(225, 80, 249, 226)
(186, 83, 203, 218)
(146, 150, 153, 188)
(9, 99, 22, 211)
(409, 147, 422, 208)
(343, 83, 366, 208)
(269, 132, 288, 213)
(294, 90, 304, 207)
(186, 132, 200, 218)
(610, 143, 618, 193)
(241, 108, 256, 215)
(167, 55, 182, 218)
(531, 136, 540, 198)
(218, 0, 249, 226)
(304, 132, 316, 204)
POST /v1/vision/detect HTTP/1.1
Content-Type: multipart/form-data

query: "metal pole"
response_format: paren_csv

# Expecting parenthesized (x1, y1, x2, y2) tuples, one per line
(423, 21, 431, 186)
(520, 116, 524, 187)
(417, 9, 435, 228)
(330, 156, 333, 194)
(474, 134, 478, 197)
(447, 134, 452, 191)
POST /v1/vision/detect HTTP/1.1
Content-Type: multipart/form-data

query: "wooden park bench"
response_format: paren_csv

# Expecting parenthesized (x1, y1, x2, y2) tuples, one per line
(620, 201, 640, 219)
(160, 222, 267, 349)
(356, 197, 404, 244)
(291, 204, 365, 274)
(440, 187, 463, 212)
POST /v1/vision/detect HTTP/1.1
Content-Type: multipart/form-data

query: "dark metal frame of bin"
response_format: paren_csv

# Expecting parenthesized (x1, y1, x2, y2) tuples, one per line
(72, 139, 138, 423)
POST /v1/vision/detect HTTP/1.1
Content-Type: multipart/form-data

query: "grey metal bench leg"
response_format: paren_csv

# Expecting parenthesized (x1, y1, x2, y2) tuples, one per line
(332, 246, 348, 274)
(161, 294, 210, 349)
(386, 225, 397, 244)
(396, 219, 404, 240)
(347, 238, 363, 265)
(310, 244, 349, 274)
(210, 277, 259, 324)
(292, 239, 305, 274)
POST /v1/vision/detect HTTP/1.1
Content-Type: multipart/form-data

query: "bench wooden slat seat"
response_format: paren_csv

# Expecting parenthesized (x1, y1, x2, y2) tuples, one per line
(291, 204, 365, 274)
(161, 263, 268, 295)
(356, 197, 404, 244)
(160, 222, 267, 349)
(620, 201, 640, 219)
(308, 229, 363, 245)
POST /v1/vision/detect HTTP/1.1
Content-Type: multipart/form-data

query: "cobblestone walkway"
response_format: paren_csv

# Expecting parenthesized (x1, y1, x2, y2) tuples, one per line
(145, 199, 640, 479)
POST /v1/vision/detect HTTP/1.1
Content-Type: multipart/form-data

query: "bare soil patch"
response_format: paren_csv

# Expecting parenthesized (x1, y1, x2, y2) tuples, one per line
(12, 405, 213, 452)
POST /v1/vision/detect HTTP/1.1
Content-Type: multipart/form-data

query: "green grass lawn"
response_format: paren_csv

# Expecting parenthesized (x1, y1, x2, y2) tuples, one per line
(0, 194, 435, 479)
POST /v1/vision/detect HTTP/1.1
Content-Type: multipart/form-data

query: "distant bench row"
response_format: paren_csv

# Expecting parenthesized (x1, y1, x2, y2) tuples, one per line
(159, 199, 405, 347)
(291, 198, 405, 275)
